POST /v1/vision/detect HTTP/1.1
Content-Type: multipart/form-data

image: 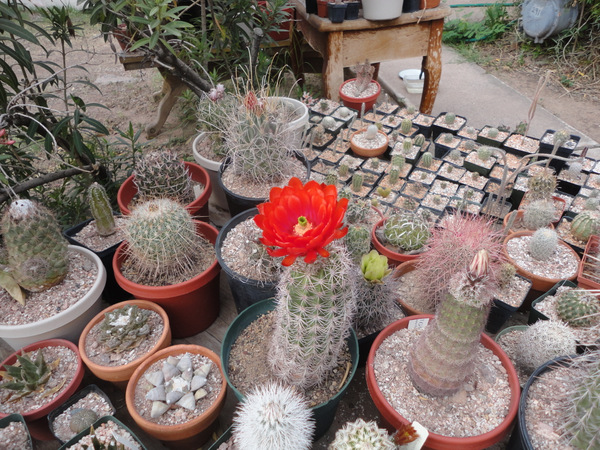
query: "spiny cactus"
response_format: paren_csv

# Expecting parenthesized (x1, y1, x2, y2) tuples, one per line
(413, 134, 426, 147)
(556, 289, 600, 328)
(441, 132, 453, 144)
(269, 243, 356, 388)
(0, 350, 56, 401)
(351, 173, 364, 193)
(420, 151, 433, 168)
(352, 60, 375, 95)
(515, 320, 577, 373)
(571, 210, 600, 242)
(382, 213, 430, 252)
(364, 124, 379, 140)
(98, 304, 151, 353)
(88, 183, 116, 236)
(477, 146, 493, 162)
(329, 418, 395, 450)
(463, 139, 476, 151)
(326, 169, 338, 186)
(566, 161, 584, 179)
(448, 149, 462, 161)
(233, 383, 314, 450)
(402, 138, 413, 153)
(388, 168, 400, 185)
(338, 163, 350, 178)
(408, 250, 497, 396)
(1, 199, 68, 301)
(400, 118, 413, 135)
(322, 116, 336, 129)
(391, 154, 405, 169)
(498, 262, 516, 289)
(486, 127, 499, 139)
(345, 226, 371, 264)
(124, 198, 209, 284)
(340, 193, 370, 225)
(552, 129, 570, 148)
(522, 199, 556, 230)
(585, 197, 600, 212)
(529, 227, 558, 261)
(527, 169, 557, 201)
(134, 150, 194, 204)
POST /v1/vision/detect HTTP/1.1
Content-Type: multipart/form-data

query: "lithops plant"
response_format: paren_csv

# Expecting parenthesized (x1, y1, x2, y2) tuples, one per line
(143, 353, 214, 419)
(134, 150, 194, 205)
(97, 305, 151, 353)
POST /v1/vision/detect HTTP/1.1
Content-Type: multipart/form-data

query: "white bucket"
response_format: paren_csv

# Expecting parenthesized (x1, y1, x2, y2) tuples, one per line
(400, 69, 424, 94)
(362, 0, 404, 21)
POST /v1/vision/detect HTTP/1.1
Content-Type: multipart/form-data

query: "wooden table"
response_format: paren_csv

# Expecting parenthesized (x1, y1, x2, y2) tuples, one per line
(290, 1, 451, 114)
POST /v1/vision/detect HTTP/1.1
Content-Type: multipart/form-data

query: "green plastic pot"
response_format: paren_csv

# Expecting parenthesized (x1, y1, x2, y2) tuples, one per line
(58, 416, 146, 449)
(220, 298, 359, 441)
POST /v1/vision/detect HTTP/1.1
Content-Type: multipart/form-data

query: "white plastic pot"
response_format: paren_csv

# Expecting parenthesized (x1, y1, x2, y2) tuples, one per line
(0, 246, 106, 350)
(264, 97, 309, 150)
(362, 0, 404, 20)
(192, 133, 229, 211)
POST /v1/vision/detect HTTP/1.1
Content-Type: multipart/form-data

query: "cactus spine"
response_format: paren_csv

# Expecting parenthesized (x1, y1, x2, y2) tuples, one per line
(444, 112, 456, 124)
(1, 199, 68, 295)
(413, 134, 426, 147)
(383, 213, 430, 251)
(555, 289, 600, 327)
(233, 383, 315, 450)
(329, 418, 395, 450)
(522, 199, 555, 230)
(420, 151, 433, 168)
(345, 226, 371, 264)
(88, 183, 115, 236)
(529, 227, 558, 261)
(351, 173, 363, 193)
(515, 320, 577, 373)
(527, 169, 557, 201)
(400, 118, 413, 135)
(134, 150, 194, 204)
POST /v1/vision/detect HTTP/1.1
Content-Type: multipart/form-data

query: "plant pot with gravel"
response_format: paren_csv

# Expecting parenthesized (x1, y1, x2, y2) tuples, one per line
(125, 344, 226, 449)
(0, 414, 32, 449)
(58, 415, 145, 449)
(79, 300, 172, 388)
(349, 125, 389, 158)
(371, 212, 431, 266)
(338, 62, 381, 116)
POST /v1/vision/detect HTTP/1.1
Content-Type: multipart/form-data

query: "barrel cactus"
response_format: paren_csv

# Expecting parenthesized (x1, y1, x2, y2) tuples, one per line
(570, 210, 600, 242)
(134, 150, 194, 204)
(555, 289, 600, 328)
(382, 213, 431, 252)
(400, 118, 413, 135)
(420, 151, 433, 168)
(413, 134, 426, 147)
(515, 320, 577, 373)
(529, 227, 558, 261)
(527, 169, 557, 201)
(88, 182, 115, 236)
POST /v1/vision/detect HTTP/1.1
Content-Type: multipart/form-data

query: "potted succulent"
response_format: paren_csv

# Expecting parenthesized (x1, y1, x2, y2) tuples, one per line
(371, 211, 431, 266)
(339, 61, 381, 116)
(117, 150, 212, 219)
(349, 123, 389, 157)
(79, 300, 172, 388)
(113, 198, 221, 338)
(125, 344, 227, 448)
(59, 415, 145, 449)
(0, 199, 106, 350)
(328, 0, 347, 22)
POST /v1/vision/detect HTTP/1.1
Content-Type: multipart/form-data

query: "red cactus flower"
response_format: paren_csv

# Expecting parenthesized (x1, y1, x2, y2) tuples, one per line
(0, 129, 15, 146)
(254, 177, 349, 266)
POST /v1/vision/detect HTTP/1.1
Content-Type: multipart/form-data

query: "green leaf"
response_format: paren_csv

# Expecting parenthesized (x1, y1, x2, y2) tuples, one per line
(0, 19, 39, 44)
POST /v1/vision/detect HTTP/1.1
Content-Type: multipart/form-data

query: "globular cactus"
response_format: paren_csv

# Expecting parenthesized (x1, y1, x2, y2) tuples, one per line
(124, 198, 207, 283)
(98, 304, 151, 353)
(555, 289, 600, 328)
(364, 124, 379, 140)
(338, 163, 350, 178)
(413, 134, 426, 147)
(498, 262, 516, 289)
(515, 320, 577, 373)
(388, 168, 400, 185)
(69, 409, 99, 434)
(269, 244, 356, 388)
(486, 127, 499, 138)
(522, 199, 556, 230)
(88, 182, 115, 236)
(420, 151, 433, 168)
(408, 250, 496, 396)
(326, 169, 338, 186)
(570, 210, 600, 242)
(585, 197, 600, 212)
(322, 116, 336, 129)
(444, 112, 456, 124)
(402, 138, 413, 153)
(329, 418, 395, 450)
(351, 173, 363, 193)
(1, 199, 68, 299)
(340, 193, 370, 225)
(400, 118, 413, 135)
(233, 383, 315, 450)
(477, 146, 493, 162)
(368, 158, 380, 170)
(527, 169, 557, 201)
(449, 149, 462, 161)
(383, 213, 431, 251)
(0, 350, 54, 400)
(441, 132, 453, 144)
(391, 154, 405, 170)
(134, 150, 194, 204)
(312, 124, 325, 142)
(552, 129, 570, 148)
(345, 226, 371, 264)
(463, 139, 477, 151)
(566, 161, 583, 179)
(529, 227, 558, 261)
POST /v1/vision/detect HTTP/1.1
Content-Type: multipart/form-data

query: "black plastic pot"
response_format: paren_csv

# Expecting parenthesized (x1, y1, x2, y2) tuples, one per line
(537, 129, 581, 174)
(431, 112, 467, 141)
(345, 1, 360, 19)
(306, 0, 318, 13)
(485, 275, 532, 334)
(208, 425, 233, 449)
(220, 298, 359, 441)
(501, 133, 539, 158)
(58, 416, 145, 449)
(215, 208, 278, 313)
(0, 414, 32, 449)
(328, 2, 346, 22)
(403, 0, 421, 12)
(218, 152, 310, 217)
(63, 218, 131, 303)
(528, 279, 577, 325)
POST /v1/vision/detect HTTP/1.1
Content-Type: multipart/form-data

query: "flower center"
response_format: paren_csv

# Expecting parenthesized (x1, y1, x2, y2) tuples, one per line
(294, 216, 313, 236)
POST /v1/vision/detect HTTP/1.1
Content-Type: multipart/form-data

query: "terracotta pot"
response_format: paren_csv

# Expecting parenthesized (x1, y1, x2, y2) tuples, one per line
(519, 192, 566, 226)
(117, 161, 212, 220)
(366, 315, 520, 449)
(78, 300, 172, 388)
(502, 230, 580, 293)
(338, 79, 381, 117)
(577, 234, 600, 290)
(371, 218, 424, 267)
(113, 221, 221, 338)
(502, 209, 555, 236)
(317, 0, 328, 17)
(349, 128, 389, 158)
(420, 0, 440, 9)
(125, 344, 227, 448)
(0, 339, 84, 423)
(391, 260, 427, 315)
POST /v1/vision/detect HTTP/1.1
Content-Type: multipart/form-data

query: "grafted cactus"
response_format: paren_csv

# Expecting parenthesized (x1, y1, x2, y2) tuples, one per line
(134, 150, 194, 204)
(88, 182, 115, 236)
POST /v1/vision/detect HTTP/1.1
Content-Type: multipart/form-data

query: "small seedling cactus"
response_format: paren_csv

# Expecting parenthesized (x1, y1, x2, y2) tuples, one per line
(388, 168, 400, 185)
(449, 149, 462, 161)
(477, 146, 493, 162)
(444, 112, 456, 124)
(329, 418, 395, 450)
(515, 320, 577, 373)
(383, 213, 431, 252)
(391, 154, 405, 169)
(441, 132, 453, 144)
(98, 304, 151, 353)
(351, 173, 364, 193)
(377, 187, 391, 198)
(527, 169, 557, 201)
(134, 150, 194, 205)
(529, 227, 558, 261)
(486, 127, 499, 138)
(555, 289, 600, 327)
(420, 151, 433, 168)
(413, 134, 426, 147)
(463, 139, 476, 151)
(402, 138, 413, 154)
(338, 163, 350, 178)
(368, 157, 380, 170)
(319, 99, 329, 111)
(326, 170, 338, 186)
(498, 262, 516, 289)
(400, 118, 413, 135)
(88, 183, 116, 236)
(522, 199, 556, 230)
(345, 226, 371, 263)
(321, 116, 336, 129)
(0, 350, 59, 401)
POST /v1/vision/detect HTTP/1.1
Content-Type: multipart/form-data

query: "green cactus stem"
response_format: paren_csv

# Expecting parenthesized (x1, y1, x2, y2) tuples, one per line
(330, 419, 395, 450)
(571, 211, 600, 242)
(88, 183, 116, 236)
(383, 213, 430, 252)
(134, 150, 194, 204)
(555, 289, 600, 328)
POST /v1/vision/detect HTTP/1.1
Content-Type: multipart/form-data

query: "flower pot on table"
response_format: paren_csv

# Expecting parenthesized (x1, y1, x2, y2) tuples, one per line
(362, 0, 403, 20)
(328, 2, 347, 22)
(345, 1, 360, 18)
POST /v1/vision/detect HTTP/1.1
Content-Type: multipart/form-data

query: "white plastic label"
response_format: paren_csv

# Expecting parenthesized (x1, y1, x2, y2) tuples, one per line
(408, 318, 429, 330)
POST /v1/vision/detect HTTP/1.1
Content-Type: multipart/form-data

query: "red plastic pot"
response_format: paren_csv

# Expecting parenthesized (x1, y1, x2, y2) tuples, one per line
(372, 218, 423, 267)
(117, 161, 212, 220)
(317, 0, 328, 17)
(339, 79, 381, 117)
(366, 315, 520, 449)
(113, 221, 220, 338)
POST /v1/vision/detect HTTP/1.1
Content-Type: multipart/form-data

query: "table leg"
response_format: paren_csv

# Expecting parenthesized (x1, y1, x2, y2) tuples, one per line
(420, 19, 444, 114)
(323, 31, 344, 101)
(145, 72, 187, 139)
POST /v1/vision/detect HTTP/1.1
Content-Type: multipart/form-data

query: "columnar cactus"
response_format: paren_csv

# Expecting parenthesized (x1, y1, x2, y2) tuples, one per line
(329, 418, 395, 450)
(388, 168, 400, 185)
(522, 199, 555, 230)
(134, 150, 194, 204)
(529, 227, 558, 261)
(420, 151, 433, 168)
(555, 289, 600, 327)
(1, 199, 68, 299)
(400, 118, 413, 135)
(515, 320, 577, 373)
(391, 154, 405, 169)
(383, 213, 431, 252)
(402, 138, 413, 154)
(413, 134, 426, 147)
(233, 383, 315, 450)
(570, 210, 600, 242)
(351, 173, 363, 193)
(88, 182, 115, 236)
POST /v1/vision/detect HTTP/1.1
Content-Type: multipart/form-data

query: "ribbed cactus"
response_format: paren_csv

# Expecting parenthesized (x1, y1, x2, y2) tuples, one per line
(571, 210, 600, 242)
(340, 193, 370, 225)
(391, 154, 405, 169)
(413, 134, 426, 147)
(515, 320, 577, 373)
(269, 244, 356, 388)
(441, 133, 453, 144)
(522, 199, 555, 230)
(400, 118, 413, 135)
(233, 382, 315, 450)
(529, 227, 558, 261)
(345, 226, 371, 264)
(326, 169, 338, 186)
(477, 146, 493, 162)
(555, 289, 600, 327)
(351, 173, 363, 193)
(338, 164, 350, 178)
(383, 213, 431, 251)
(487, 127, 499, 138)
(402, 138, 413, 153)
(88, 182, 115, 236)
(124, 198, 206, 283)
(329, 418, 395, 450)
(1, 199, 68, 296)
(420, 151, 433, 168)
(444, 112, 456, 124)
(498, 262, 516, 289)
(134, 150, 194, 204)
(408, 250, 495, 396)
(388, 168, 400, 185)
(527, 169, 557, 200)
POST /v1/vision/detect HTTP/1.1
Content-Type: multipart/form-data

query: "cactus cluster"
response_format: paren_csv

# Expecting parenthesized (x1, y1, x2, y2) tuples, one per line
(570, 210, 600, 242)
(382, 213, 431, 252)
(98, 305, 151, 353)
(233, 383, 314, 450)
(88, 183, 115, 236)
(0, 350, 57, 401)
(528, 227, 558, 261)
(1, 199, 68, 303)
(555, 289, 600, 328)
(515, 320, 577, 373)
(134, 150, 194, 205)
(522, 199, 555, 230)
(329, 418, 395, 450)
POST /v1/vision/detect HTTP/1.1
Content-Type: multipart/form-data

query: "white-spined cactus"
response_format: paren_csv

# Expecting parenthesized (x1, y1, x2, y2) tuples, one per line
(516, 320, 577, 373)
(529, 227, 558, 261)
(329, 418, 395, 449)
